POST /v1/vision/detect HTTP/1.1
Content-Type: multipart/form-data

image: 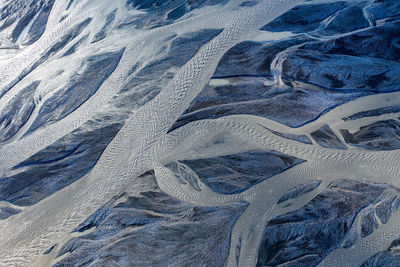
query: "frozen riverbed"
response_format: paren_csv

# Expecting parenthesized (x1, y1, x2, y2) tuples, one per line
(0, 0, 399, 266)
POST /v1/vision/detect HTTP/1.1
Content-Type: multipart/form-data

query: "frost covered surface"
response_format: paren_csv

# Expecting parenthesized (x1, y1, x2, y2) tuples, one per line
(258, 179, 400, 266)
(0, 117, 122, 206)
(311, 124, 347, 149)
(277, 180, 321, 204)
(340, 120, 400, 151)
(0, 0, 399, 266)
(50, 172, 247, 267)
(362, 238, 400, 267)
(168, 150, 305, 194)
